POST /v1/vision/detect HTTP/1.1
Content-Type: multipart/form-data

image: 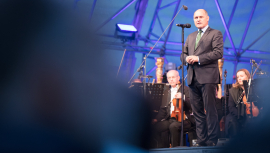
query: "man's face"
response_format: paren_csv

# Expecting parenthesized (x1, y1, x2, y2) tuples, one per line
(194, 9, 209, 29)
(167, 71, 180, 87)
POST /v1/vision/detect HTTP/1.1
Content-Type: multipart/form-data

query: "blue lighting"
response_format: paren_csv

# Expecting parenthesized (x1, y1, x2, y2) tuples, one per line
(116, 24, 137, 32)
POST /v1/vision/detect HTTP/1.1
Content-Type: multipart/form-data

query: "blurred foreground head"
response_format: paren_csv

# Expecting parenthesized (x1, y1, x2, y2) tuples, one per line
(0, 0, 151, 152)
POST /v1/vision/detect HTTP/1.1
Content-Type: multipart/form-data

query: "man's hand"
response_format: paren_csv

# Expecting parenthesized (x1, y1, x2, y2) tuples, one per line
(174, 92, 182, 99)
(186, 55, 199, 64)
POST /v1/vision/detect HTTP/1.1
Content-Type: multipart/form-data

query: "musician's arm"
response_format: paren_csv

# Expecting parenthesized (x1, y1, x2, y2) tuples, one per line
(155, 106, 167, 122)
(183, 86, 196, 125)
(176, 86, 190, 108)
(228, 92, 238, 118)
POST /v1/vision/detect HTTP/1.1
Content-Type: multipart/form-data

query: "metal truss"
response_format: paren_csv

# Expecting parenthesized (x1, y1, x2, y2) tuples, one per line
(215, 0, 270, 82)
(74, 0, 270, 81)
(140, 0, 270, 81)
(95, 0, 137, 32)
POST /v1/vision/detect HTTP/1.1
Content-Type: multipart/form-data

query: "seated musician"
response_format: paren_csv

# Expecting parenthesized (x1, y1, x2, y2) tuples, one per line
(225, 69, 259, 138)
(152, 70, 195, 148)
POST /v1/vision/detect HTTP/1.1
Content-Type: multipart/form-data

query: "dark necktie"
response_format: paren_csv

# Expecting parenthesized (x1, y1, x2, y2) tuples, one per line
(195, 30, 202, 49)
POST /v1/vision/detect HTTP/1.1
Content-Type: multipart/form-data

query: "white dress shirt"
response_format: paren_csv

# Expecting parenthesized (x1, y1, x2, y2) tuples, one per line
(196, 25, 209, 39)
(170, 85, 178, 115)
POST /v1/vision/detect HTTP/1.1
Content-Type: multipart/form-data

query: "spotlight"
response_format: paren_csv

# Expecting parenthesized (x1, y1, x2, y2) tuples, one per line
(115, 24, 137, 42)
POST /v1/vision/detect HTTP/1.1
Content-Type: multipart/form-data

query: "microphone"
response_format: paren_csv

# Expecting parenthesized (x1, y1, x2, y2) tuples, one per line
(251, 59, 262, 71)
(251, 59, 258, 68)
(183, 5, 188, 10)
(176, 23, 191, 28)
(177, 65, 182, 70)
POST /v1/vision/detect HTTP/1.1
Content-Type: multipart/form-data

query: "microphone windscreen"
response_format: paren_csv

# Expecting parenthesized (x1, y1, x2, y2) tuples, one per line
(183, 5, 188, 10)
(186, 23, 191, 28)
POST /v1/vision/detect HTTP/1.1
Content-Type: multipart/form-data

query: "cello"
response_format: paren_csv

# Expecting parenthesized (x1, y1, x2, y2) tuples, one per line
(170, 84, 186, 122)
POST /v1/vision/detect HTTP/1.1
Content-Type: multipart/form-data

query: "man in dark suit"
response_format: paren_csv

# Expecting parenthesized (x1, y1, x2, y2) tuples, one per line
(152, 70, 196, 148)
(181, 9, 223, 146)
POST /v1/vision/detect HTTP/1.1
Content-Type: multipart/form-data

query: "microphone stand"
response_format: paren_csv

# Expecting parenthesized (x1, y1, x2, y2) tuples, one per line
(128, 5, 188, 99)
(223, 69, 227, 136)
(143, 55, 146, 98)
(180, 26, 186, 146)
(247, 60, 255, 119)
(247, 78, 252, 119)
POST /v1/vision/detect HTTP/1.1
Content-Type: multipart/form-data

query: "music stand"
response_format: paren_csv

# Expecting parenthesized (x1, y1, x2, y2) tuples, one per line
(131, 82, 166, 114)
(243, 79, 267, 108)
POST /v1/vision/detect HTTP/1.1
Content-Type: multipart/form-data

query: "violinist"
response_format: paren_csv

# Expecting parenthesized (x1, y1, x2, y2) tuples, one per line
(225, 69, 259, 138)
(152, 70, 195, 148)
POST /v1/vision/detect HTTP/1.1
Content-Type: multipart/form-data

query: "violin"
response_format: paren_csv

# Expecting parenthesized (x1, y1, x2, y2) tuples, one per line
(242, 92, 259, 117)
(171, 84, 186, 122)
(239, 91, 259, 117)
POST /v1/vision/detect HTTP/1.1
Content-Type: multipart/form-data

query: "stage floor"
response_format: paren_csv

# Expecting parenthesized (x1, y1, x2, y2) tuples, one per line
(150, 146, 224, 153)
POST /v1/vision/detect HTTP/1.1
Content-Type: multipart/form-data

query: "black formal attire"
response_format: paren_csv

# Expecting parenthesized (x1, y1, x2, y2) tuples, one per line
(225, 87, 248, 138)
(181, 26, 223, 145)
(216, 97, 225, 122)
(153, 84, 196, 148)
(216, 97, 225, 138)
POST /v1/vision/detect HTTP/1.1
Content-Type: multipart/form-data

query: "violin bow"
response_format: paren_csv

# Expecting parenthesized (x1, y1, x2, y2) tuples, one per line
(116, 49, 127, 77)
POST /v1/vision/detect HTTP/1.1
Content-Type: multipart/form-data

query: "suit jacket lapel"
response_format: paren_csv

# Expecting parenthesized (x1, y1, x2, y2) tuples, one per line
(190, 32, 197, 55)
(168, 89, 171, 104)
(194, 27, 211, 52)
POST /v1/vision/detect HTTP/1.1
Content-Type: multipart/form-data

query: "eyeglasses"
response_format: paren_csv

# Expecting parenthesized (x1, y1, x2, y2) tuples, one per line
(167, 76, 178, 80)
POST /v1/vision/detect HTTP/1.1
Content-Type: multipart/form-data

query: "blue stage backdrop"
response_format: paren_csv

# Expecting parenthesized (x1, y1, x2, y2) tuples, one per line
(69, 0, 270, 92)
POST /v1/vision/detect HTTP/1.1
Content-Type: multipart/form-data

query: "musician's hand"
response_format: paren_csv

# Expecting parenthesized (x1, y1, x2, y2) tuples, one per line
(246, 102, 260, 117)
(174, 92, 182, 99)
(246, 102, 256, 108)
(252, 102, 259, 117)
(152, 119, 157, 124)
(246, 102, 251, 108)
